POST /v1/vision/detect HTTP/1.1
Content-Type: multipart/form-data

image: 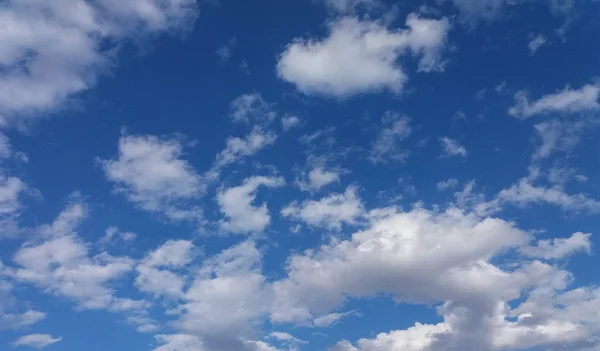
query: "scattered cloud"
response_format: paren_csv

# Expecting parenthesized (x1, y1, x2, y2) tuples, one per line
(369, 112, 412, 164)
(528, 34, 547, 55)
(498, 173, 600, 214)
(520, 232, 592, 260)
(0, 172, 28, 237)
(12, 334, 62, 349)
(297, 167, 341, 192)
(448, 0, 509, 21)
(229, 93, 275, 124)
(509, 83, 600, 118)
(217, 176, 285, 234)
(532, 119, 584, 160)
(440, 137, 468, 157)
(1, 310, 47, 330)
(281, 115, 301, 132)
(99, 226, 136, 246)
(214, 127, 277, 169)
(277, 14, 450, 97)
(313, 311, 356, 327)
(216, 38, 237, 63)
(321, 0, 380, 14)
(437, 178, 459, 191)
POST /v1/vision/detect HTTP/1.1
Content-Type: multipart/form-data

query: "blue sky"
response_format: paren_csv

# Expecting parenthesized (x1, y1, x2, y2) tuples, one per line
(1, 0, 600, 350)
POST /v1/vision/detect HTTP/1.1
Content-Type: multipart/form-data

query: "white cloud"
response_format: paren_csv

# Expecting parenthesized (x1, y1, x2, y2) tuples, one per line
(154, 334, 206, 351)
(229, 93, 275, 124)
(276, 14, 450, 98)
(281, 115, 301, 132)
(214, 127, 277, 169)
(216, 38, 236, 63)
(448, 0, 511, 22)
(437, 178, 459, 191)
(268, 331, 306, 347)
(498, 174, 600, 213)
(440, 137, 467, 157)
(100, 134, 203, 221)
(532, 119, 583, 159)
(217, 176, 285, 234)
(135, 240, 196, 298)
(274, 207, 534, 324)
(321, 0, 380, 14)
(13, 203, 134, 309)
(281, 186, 364, 229)
(1, 310, 47, 330)
(331, 323, 448, 351)
(12, 334, 62, 349)
(162, 241, 275, 351)
(0, 0, 198, 125)
(509, 83, 600, 118)
(298, 167, 341, 192)
(519, 232, 592, 260)
(369, 112, 412, 163)
(528, 34, 547, 55)
(313, 311, 355, 327)
(273, 202, 600, 350)
(109, 297, 151, 312)
(269, 332, 302, 343)
(99, 226, 136, 246)
(0, 172, 27, 237)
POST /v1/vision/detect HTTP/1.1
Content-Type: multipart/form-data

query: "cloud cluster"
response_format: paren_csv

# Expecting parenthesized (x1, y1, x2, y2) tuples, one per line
(0, 0, 198, 125)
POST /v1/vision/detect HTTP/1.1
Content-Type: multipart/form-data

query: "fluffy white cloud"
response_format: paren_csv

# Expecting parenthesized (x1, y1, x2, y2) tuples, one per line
(276, 14, 450, 97)
(12, 334, 62, 349)
(214, 127, 277, 169)
(135, 240, 196, 298)
(12, 203, 134, 309)
(331, 322, 448, 351)
(297, 167, 341, 192)
(274, 207, 534, 323)
(369, 112, 412, 163)
(509, 83, 600, 118)
(440, 137, 467, 157)
(100, 134, 203, 221)
(281, 186, 364, 229)
(273, 202, 600, 350)
(217, 176, 285, 234)
(0, 0, 198, 125)
(159, 241, 277, 351)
